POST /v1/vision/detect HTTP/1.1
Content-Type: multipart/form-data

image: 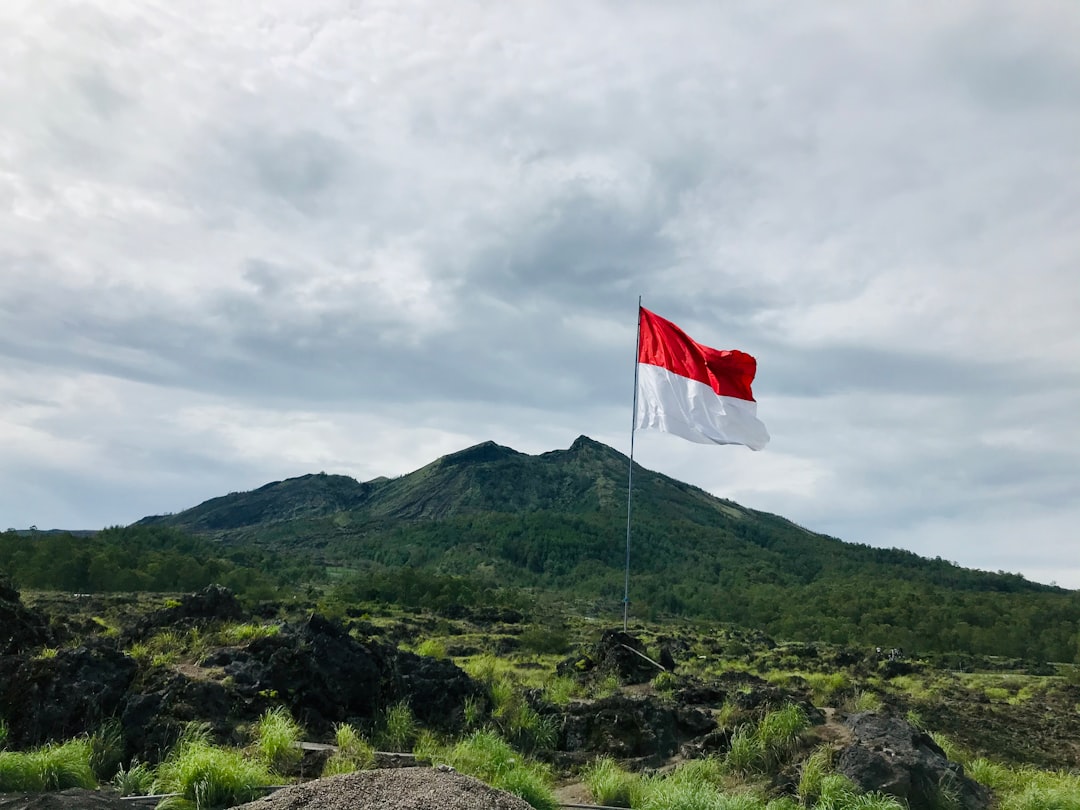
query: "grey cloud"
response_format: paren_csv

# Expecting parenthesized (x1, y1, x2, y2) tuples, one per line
(932, 7, 1080, 111)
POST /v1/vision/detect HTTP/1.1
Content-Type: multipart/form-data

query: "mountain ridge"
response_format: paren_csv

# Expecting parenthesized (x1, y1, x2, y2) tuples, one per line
(137, 435, 1058, 596)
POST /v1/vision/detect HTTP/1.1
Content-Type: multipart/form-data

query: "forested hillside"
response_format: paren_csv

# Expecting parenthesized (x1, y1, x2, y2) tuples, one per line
(12, 436, 1079, 662)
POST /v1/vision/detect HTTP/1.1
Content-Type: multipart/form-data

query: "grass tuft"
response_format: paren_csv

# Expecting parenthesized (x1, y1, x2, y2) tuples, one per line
(322, 723, 375, 776)
(154, 725, 274, 810)
(376, 701, 417, 752)
(416, 638, 448, 659)
(254, 707, 303, 775)
(113, 759, 156, 796)
(582, 757, 641, 808)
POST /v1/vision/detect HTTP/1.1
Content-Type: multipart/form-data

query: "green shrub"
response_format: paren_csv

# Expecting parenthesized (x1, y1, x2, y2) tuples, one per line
(757, 704, 808, 767)
(35, 739, 98, 791)
(967, 758, 1019, 792)
(816, 773, 858, 808)
(0, 751, 39, 792)
(254, 707, 303, 774)
(505, 704, 558, 753)
(0, 739, 100, 792)
(849, 690, 884, 713)
(670, 757, 726, 788)
(842, 792, 906, 809)
(0, 718, 8, 750)
(639, 777, 721, 810)
(463, 695, 484, 729)
(541, 676, 578, 706)
(412, 730, 442, 765)
(803, 672, 852, 705)
(517, 626, 570, 655)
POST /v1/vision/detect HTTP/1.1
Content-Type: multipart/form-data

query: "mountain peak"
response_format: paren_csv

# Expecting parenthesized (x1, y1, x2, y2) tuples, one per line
(437, 440, 523, 468)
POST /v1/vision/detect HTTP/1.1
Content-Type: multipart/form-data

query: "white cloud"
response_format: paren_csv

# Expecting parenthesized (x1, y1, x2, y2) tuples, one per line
(1, 0, 1078, 591)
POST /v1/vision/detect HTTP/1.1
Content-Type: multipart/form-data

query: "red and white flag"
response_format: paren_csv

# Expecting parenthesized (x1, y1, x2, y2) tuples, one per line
(635, 307, 769, 450)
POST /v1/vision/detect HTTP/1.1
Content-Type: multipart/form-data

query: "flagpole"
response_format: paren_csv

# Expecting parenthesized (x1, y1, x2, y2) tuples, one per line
(623, 296, 642, 631)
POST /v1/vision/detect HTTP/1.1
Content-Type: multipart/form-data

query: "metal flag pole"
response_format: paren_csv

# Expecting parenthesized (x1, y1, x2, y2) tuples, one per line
(623, 296, 643, 631)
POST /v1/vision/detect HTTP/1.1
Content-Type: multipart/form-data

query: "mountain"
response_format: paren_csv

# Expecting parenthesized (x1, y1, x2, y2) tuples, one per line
(137, 436, 1080, 661)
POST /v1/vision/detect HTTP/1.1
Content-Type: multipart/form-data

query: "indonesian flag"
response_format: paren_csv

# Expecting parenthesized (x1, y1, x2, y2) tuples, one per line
(635, 307, 769, 450)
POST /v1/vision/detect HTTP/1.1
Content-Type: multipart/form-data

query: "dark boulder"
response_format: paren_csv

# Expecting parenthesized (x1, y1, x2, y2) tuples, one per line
(188, 614, 480, 737)
(0, 642, 136, 747)
(594, 630, 661, 685)
(836, 713, 991, 810)
(557, 693, 715, 764)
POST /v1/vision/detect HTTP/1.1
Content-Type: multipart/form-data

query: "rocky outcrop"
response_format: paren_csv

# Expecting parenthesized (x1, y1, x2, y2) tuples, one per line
(555, 693, 715, 765)
(126, 584, 244, 640)
(836, 713, 991, 810)
(0, 642, 137, 748)
(1, 587, 481, 763)
(556, 629, 662, 685)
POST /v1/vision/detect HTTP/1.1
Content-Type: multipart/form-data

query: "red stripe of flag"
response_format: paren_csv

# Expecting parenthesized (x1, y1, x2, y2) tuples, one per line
(637, 307, 758, 402)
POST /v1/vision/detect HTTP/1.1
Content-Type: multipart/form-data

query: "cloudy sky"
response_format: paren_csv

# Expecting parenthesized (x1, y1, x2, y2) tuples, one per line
(2, 1, 1079, 588)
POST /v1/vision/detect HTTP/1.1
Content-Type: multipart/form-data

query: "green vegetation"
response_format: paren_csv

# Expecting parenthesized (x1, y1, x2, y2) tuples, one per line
(322, 723, 375, 776)
(0, 738, 97, 792)
(725, 704, 809, 774)
(104, 437, 1080, 662)
(415, 638, 448, 659)
(112, 759, 155, 796)
(0, 525, 319, 599)
(254, 707, 303, 775)
(583, 756, 641, 807)
(153, 724, 275, 810)
(376, 702, 417, 753)
(431, 730, 558, 810)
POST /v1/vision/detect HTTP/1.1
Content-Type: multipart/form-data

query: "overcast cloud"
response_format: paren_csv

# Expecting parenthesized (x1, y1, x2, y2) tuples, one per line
(2, 0, 1079, 587)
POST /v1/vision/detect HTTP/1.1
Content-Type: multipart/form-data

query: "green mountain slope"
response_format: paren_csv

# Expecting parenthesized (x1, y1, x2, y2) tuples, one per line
(138, 435, 1080, 661)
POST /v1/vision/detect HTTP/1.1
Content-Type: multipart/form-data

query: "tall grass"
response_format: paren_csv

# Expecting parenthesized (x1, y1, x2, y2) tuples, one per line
(376, 701, 417, 752)
(220, 622, 279, 644)
(112, 759, 156, 796)
(582, 757, 642, 808)
(0, 719, 8, 750)
(322, 723, 375, 776)
(89, 719, 125, 781)
(797, 746, 833, 804)
(415, 638, 448, 659)
(436, 730, 558, 810)
(0, 739, 97, 792)
(154, 724, 274, 810)
(725, 704, 809, 774)
(254, 707, 303, 775)
(967, 760, 1080, 810)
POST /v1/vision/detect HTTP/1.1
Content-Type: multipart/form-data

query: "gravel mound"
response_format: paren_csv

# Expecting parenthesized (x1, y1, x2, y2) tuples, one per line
(234, 768, 535, 810)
